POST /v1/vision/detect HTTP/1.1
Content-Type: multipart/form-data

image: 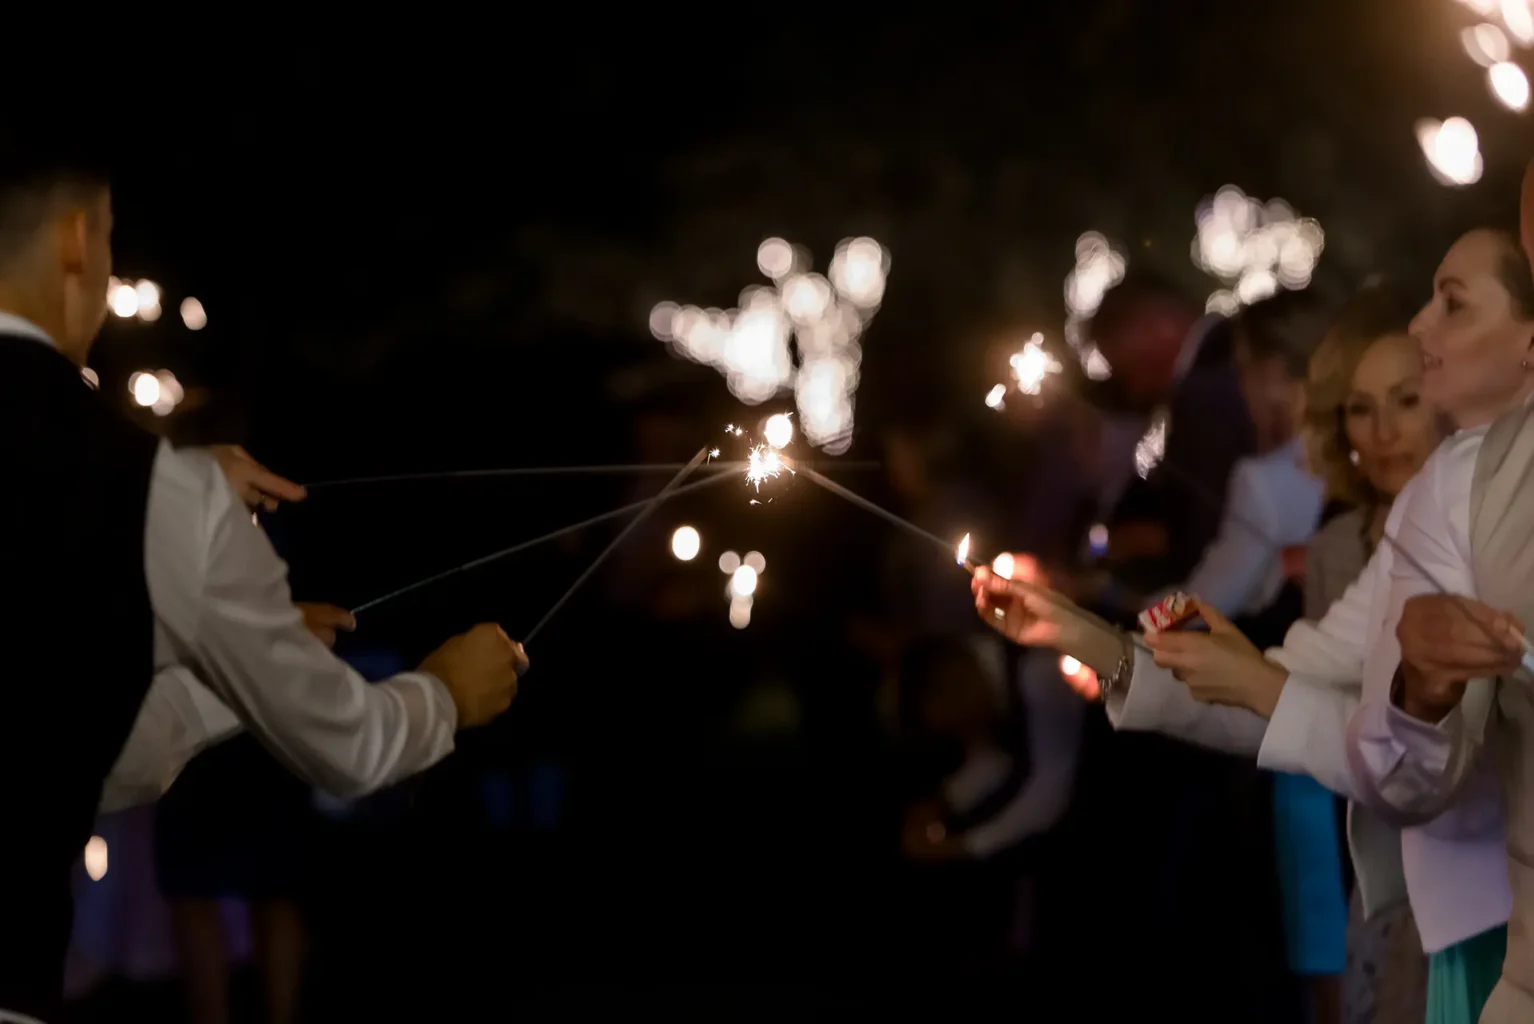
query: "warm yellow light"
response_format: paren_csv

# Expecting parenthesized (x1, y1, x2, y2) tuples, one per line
(670, 526, 701, 561)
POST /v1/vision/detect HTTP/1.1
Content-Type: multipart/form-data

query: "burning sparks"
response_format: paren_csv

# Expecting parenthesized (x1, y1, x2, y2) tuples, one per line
(652, 236, 889, 455)
(1135, 408, 1169, 479)
(1192, 186, 1323, 312)
(1010, 334, 1064, 396)
(745, 446, 791, 491)
(1416, 117, 1484, 187)
(670, 525, 701, 561)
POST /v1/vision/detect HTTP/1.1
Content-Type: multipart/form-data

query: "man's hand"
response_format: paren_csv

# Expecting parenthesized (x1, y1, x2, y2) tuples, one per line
(212, 445, 307, 512)
(1144, 601, 1287, 717)
(418, 623, 528, 729)
(1397, 595, 1522, 723)
(298, 603, 356, 648)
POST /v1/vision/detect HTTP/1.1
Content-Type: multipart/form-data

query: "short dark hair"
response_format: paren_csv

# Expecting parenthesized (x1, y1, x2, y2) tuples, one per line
(0, 130, 112, 266)
(1234, 288, 1332, 379)
(1087, 269, 1195, 345)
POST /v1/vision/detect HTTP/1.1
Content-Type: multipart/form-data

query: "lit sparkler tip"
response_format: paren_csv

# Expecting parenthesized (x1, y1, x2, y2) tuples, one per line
(709, 448, 721, 459)
(745, 445, 789, 491)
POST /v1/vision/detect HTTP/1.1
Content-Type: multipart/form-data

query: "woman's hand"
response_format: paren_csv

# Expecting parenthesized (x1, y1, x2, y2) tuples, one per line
(1143, 601, 1287, 718)
(972, 561, 1127, 682)
(1397, 594, 1523, 722)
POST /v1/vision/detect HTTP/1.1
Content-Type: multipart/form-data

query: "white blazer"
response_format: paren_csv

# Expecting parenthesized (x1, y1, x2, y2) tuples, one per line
(1106, 463, 1511, 951)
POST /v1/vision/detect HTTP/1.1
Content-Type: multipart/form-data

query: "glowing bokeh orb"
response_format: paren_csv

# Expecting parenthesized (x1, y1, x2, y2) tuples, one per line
(730, 565, 759, 598)
(670, 526, 701, 561)
(763, 413, 793, 449)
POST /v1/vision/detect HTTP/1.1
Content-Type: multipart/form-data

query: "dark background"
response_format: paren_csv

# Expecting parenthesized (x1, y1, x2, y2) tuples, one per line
(71, 1, 1530, 1018)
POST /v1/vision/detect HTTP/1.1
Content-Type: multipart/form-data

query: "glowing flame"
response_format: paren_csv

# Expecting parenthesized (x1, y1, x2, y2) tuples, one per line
(984, 383, 1008, 410)
(956, 533, 971, 565)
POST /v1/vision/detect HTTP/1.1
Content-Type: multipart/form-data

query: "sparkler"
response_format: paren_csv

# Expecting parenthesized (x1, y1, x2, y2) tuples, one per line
(522, 447, 713, 644)
(350, 459, 738, 616)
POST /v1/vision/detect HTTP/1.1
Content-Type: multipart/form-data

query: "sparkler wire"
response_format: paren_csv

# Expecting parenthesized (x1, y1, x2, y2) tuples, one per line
(521, 447, 713, 644)
(351, 459, 735, 616)
(307, 460, 881, 489)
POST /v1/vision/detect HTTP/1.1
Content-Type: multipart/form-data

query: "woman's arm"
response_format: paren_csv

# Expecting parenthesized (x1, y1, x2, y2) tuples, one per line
(1344, 444, 1493, 825)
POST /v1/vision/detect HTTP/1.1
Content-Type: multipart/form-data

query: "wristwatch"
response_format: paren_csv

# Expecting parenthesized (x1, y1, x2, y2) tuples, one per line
(1097, 633, 1135, 704)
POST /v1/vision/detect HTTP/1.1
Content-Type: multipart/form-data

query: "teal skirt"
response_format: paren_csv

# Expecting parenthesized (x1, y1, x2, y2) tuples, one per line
(1427, 924, 1507, 1024)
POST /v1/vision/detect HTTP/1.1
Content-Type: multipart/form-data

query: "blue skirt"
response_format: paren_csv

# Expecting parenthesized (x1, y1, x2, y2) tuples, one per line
(1271, 771, 1348, 975)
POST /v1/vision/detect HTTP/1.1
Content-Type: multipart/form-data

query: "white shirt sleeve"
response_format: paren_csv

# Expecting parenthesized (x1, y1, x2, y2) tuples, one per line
(145, 442, 458, 799)
(1178, 458, 1279, 617)
(1346, 438, 1504, 834)
(98, 666, 243, 813)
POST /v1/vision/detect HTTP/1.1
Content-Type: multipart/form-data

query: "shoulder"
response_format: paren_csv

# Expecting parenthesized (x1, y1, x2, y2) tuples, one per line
(1310, 507, 1366, 553)
(151, 440, 223, 506)
(1391, 431, 1480, 528)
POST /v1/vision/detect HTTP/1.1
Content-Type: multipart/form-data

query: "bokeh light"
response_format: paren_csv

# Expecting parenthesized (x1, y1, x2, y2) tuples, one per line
(83, 836, 108, 881)
(80, 367, 99, 390)
(670, 525, 701, 561)
(728, 596, 753, 629)
(1063, 232, 1123, 380)
(1489, 61, 1530, 110)
(1416, 117, 1484, 186)
(108, 280, 139, 318)
(744, 551, 766, 573)
(718, 550, 742, 574)
(730, 564, 759, 598)
(1136, 408, 1169, 479)
(1009, 333, 1064, 396)
(1462, 22, 1511, 65)
(181, 297, 208, 331)
(128, 371, 160, 407)
(763, 413, 793, 449)
(651, 235, 889, 455)
(1191, 186, 1323, 310)
(984, 383, 1007, 410)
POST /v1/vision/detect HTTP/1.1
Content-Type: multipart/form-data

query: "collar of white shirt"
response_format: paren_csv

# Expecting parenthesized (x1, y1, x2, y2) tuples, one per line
(0, 310, 54, 348)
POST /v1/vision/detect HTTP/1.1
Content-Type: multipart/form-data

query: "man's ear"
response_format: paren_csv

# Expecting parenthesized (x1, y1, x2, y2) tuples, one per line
(57, 206, 89, 275)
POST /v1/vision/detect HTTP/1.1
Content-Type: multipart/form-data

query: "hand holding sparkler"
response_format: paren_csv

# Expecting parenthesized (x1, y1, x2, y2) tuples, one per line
(1395, 594, 1526, 724)
(418, 623, 529, 728)
(971, 561, 1134, 683)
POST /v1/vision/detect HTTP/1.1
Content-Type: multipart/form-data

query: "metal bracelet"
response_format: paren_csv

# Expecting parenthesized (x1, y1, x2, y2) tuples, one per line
(1099, 635, 1134, 704)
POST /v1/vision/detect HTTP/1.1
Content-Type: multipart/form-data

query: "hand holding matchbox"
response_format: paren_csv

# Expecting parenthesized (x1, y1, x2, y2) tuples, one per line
(1137, 592, 1202, 635)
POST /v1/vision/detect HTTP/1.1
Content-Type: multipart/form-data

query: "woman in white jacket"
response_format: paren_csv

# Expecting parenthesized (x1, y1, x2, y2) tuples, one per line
(971, 229, 1534, 1024)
